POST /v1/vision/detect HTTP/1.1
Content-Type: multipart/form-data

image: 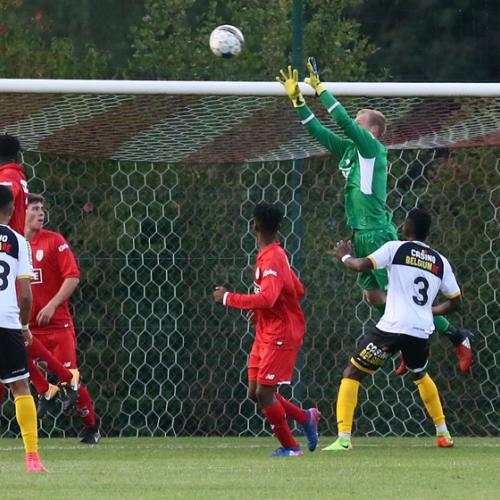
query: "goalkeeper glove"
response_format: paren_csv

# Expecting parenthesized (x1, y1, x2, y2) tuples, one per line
(276, 66, 305, 107)
(304, 57, 327, 96)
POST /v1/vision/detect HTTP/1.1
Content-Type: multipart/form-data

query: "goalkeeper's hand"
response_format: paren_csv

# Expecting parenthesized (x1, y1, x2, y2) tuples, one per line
(276, 66, 305, 107)
(304, 57, 326, 96)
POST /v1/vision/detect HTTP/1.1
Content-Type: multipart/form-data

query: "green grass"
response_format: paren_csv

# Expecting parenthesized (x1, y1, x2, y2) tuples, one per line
(0, 436, 498, 499)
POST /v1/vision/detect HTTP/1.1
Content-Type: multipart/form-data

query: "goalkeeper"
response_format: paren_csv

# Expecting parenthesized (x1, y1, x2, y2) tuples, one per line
(276, 61, 472, 373)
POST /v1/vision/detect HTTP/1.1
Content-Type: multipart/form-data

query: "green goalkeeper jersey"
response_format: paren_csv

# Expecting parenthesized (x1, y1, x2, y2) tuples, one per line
(297, 91, 392, 230)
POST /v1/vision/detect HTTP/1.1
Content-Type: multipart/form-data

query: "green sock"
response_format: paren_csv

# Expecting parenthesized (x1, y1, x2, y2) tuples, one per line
(433, 315, 450, 334)
(434, 316, 464, 346)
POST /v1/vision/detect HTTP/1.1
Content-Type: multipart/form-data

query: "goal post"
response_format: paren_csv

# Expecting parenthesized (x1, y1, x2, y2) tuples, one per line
(0, 81, 497, 438)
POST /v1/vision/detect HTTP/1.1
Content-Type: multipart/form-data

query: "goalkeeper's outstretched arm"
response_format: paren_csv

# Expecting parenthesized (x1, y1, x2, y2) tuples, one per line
(303, 57, 383, 159)
(277, 65, 351, 160)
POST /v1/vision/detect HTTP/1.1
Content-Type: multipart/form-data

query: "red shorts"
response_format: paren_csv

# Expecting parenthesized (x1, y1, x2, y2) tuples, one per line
(31, 326, 78, 369)
(248, 341, 299, 386)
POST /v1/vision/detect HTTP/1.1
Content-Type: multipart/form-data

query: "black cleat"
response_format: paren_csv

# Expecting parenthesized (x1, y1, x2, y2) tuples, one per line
(59, 384, 79, 410)
(37, 384, 60, 418)
(80, 426, 101, 445)
(59, 368, 81, 410)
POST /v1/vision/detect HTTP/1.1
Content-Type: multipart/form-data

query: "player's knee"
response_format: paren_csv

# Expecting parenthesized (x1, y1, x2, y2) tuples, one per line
(255, 385, 274, 407)
(343, 364, 366, 381)
(247, 387, 257, 402)
(9, 379, 31, 397)
(412, 370, 427, 382)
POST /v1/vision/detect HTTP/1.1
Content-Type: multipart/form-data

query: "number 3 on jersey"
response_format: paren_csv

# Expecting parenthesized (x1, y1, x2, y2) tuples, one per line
(412, 276, 429, 305)
(0, 260, 10, 291)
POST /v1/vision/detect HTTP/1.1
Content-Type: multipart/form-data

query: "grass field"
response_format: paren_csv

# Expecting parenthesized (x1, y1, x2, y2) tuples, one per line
(1, 436, 498, 499)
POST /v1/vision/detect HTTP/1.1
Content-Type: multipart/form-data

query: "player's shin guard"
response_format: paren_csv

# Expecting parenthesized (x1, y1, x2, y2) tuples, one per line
(414, 374, 446, 427)
(262, 401, 298, 449)
(15, 395, 38, 453)
(275, 393, 307, 425)
(336, 378, 360, 435)
(75, 384, 96, 428)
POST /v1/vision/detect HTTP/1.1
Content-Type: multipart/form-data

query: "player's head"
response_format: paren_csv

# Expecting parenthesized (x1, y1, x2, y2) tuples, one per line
(26, 193, 45, 231)
(253, 202, 283, 238)
(355, 109, 386, 139)
(0, 134, 21, 163)
(0, 184, 14, 221)
(403, 208, 432, 241)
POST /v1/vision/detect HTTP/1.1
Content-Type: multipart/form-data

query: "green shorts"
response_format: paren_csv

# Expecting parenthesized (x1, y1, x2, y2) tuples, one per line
(353, 225, 398, 291)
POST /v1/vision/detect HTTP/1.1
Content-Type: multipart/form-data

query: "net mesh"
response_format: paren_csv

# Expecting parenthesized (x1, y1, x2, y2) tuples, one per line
(0, 93, 499, 163)
(0, 146, 497, 438)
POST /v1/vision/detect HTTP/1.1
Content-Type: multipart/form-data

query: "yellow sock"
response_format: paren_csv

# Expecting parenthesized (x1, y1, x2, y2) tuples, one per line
(414, 373, 446, 426)
(14, 395, 38, 453)
(336, 378, 361, 435)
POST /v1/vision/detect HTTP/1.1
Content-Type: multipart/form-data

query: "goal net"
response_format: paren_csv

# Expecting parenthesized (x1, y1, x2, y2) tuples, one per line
(0, 80, 498, 438)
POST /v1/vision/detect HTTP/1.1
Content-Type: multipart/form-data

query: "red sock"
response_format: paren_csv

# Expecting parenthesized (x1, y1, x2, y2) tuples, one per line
(29, 361, 50, 395)
(75, 384, 96, 428)
(261, 401, 298, 449)
(28, 337, 72, 383)
(275, 393, 308, 425)
(0, 383, 5, 405)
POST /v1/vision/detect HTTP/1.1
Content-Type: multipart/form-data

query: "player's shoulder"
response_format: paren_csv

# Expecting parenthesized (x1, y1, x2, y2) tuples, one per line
(38, 228, 69, 248)
(0, 224, 26, 257)
(0, 162, 25, 179)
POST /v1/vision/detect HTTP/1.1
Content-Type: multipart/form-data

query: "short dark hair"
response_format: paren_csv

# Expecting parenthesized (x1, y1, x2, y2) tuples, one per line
(0, 184, 14, 215)
(28, 193, 44, 205)
(0, 134, 21, 160)
(253, 202, 283, 234)
(406, 208, 432, 241)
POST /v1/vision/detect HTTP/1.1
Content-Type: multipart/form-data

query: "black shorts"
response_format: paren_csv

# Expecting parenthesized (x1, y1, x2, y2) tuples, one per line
(0, 327, 29, 384)
(351, 327, 430, 374)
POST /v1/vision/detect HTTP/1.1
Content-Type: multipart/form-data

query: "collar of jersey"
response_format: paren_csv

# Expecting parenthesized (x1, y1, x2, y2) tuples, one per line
(410, 240, 430, 248)
(258, 241, 280, 258)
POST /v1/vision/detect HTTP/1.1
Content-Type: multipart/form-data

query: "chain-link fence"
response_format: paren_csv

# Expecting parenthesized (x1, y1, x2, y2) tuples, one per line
(1, 147, 497, 438)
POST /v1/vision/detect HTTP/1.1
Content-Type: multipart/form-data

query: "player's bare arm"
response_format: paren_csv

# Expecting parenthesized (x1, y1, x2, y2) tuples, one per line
(334, 240, 374, 272)
(36, 276, 80, 326)
(17, 277, 33, 346)
(432, 295, 462, 316)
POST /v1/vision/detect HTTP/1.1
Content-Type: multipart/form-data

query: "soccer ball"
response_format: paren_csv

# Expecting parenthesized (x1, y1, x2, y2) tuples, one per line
(209, 25, 244, 58)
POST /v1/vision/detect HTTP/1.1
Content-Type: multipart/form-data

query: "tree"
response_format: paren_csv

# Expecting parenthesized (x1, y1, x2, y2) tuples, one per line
(347, 0, 500, 82)
(130, 0, 377, 81)
(0, 0, 109, 78)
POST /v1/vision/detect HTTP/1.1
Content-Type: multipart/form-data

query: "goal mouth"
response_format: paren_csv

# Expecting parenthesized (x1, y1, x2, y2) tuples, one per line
(1, 80, 499, 163)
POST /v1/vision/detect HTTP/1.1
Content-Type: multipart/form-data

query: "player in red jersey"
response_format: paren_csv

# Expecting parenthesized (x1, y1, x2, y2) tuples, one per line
(25, 194, 101, 444)
(214, 203, 320, 457)
(0, 135, 80, 412)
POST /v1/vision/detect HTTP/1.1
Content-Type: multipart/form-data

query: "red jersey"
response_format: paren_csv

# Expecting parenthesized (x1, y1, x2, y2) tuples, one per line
(0, 163, 28, 235)
(29, 228, 80, 332)
(225, 242, 305, 348)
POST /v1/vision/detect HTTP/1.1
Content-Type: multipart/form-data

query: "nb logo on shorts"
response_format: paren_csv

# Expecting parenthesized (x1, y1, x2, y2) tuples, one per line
(265, 374, 276, 380)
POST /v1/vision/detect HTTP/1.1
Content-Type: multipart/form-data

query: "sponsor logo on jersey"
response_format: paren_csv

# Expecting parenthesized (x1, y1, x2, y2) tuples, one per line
(58, 243, 69, 252)
(263, 269, 277, 277)
(358, 341, 391, 367)
(32, 268, 43, 284)
(36, 249, 44, 261)
(0, 241, 12, 253)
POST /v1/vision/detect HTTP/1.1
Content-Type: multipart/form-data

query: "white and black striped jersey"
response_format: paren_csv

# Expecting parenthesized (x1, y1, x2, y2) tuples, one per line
(0, 224, 34, 329)
(368, 240, 461, 339)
